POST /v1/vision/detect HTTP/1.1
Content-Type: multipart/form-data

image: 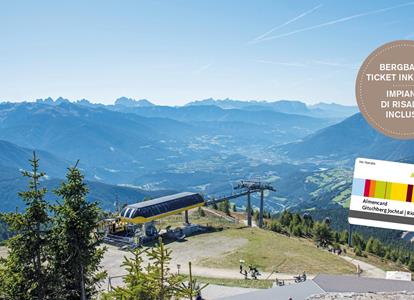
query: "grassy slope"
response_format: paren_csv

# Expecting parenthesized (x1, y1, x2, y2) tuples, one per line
(197, 227, 355, 274)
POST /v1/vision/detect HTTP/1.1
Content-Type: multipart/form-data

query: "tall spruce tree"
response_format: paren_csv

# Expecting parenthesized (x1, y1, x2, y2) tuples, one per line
(0, 152, 52, 299)
(50, 162, 106, 300)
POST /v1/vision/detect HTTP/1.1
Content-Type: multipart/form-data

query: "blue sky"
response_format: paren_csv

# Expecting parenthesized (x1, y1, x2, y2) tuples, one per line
(1, 0, 413, 105)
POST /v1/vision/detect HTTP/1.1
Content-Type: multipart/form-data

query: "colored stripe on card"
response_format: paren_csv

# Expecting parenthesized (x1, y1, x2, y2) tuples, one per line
(407, 185, 413, 202)
(364, 179, 371, 197)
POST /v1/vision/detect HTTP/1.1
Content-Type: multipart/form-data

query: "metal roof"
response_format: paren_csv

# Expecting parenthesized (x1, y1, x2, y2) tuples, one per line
(313, 274, 414, 293)
(120, 192, 204, 220)
(219, 275, 414, 300)
(219, 280, 324, 300)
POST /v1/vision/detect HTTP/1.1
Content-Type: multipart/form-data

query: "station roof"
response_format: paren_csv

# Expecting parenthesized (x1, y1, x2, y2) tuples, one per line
(120, 192, 204, 222)
(220, 274, 414, 300)
(313, 274, 414, 293)
(220, 280, 323, 300)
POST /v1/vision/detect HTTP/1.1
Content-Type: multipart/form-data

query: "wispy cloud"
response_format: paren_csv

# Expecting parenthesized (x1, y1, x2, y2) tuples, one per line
(194, 63, 212, 74)
(259, 1, 414, 42)
(255, 59, 306, 67)
(312, 60, 359, 69)
(255, 59, 358, 69)
(249, 4, 322, 44)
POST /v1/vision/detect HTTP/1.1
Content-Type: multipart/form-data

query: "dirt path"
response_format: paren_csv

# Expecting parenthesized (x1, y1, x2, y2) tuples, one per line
(340, 255, 386, 278)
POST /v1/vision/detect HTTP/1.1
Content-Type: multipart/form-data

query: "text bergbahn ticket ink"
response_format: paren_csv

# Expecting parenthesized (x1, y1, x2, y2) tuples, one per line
(349, 157, 414, 231)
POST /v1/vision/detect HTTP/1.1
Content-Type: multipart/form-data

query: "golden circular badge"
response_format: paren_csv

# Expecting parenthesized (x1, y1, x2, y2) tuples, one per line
(356, 40, 414, 139)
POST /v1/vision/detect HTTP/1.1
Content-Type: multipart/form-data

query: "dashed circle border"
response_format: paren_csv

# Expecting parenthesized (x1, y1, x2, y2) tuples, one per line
(356, 40, 414, 139)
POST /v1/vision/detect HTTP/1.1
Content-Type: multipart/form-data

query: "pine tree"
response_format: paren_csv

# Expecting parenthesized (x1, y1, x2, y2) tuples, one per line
(197, 207, 206, 217)
(103, 248, 151, 299)
(0, 152, 52, 299)
(408, 257, 414, 272)
(312, 222, 333, 247)
(352, 232, 366, 250)
(50, 162, 106, 300)
(146, 238, 182, 300)
(339, 230, 349, 244)
(218, 200, 231, 216)
(280, 210, 292, 227)
(365, 237, 375, 253)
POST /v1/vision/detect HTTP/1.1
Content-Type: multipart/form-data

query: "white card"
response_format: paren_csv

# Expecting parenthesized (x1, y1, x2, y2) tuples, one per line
(349, 158, 414, 231)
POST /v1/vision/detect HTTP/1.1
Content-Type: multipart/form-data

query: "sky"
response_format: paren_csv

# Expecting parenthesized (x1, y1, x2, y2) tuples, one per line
(1, 0, 414, 106)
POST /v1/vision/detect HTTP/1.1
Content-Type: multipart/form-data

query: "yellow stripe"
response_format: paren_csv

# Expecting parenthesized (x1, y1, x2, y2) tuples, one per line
(120, 202, 204, 224)
(390, 183, 407, 201)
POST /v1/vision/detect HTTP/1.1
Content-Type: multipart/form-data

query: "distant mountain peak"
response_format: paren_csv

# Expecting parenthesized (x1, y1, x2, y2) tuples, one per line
(36, 97, 70, 105)
(115, 97, 154, 107)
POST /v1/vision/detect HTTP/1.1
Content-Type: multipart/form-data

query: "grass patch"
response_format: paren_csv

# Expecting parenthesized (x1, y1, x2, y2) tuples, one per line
(194, 276, 273, 289)
(198, 227, 355, 275)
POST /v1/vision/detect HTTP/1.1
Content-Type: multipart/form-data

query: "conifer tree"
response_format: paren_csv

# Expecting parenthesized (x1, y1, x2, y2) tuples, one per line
(103, 248, 151, 299)
(50, 162, 106, 300)
(312, 221, 333, 247)
(197, 207, 205, 217)
(0, 152, 52, 299)
(146, 238, 182, 299)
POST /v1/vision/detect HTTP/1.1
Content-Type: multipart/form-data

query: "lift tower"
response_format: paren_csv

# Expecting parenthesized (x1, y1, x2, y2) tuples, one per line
(234, 181, 276, 228)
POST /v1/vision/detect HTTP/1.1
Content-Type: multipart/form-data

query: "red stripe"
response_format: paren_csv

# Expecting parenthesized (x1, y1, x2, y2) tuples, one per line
(364, 179, 371, 197)
(407, 185, 413, 202)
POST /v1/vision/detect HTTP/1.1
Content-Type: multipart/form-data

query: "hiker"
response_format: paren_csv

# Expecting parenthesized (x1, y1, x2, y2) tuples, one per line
(244, 269, 248, 279)
(240, 264, 243, 274)
(302, 271, 307, 281)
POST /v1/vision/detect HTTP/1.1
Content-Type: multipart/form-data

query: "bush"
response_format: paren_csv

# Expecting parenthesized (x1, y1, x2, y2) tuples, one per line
(280, 210, 293, 227)
(269, 220, 283, 233)
(291, 225, 303, 237)
(408, 258, 414, 272)
(354, 245, 365, 257)
(339, 230, 349, 244)
(352, 233, 366, 250)
(198, 207, 205, 217)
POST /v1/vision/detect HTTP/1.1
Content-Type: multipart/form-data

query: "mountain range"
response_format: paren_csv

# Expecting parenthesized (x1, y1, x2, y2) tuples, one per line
(0, 97, 411, 214)
(0, 140, 172, 211)
(185, 98, 358, 119)
(277, 113, 414, 163)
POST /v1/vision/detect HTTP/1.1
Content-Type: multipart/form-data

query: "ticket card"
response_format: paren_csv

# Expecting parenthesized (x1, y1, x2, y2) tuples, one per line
(349, 158, 414, 231)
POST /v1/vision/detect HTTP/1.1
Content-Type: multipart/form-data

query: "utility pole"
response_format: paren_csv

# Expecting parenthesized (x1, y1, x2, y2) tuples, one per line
(184, 210, 189, 224)
(247, 192, 252, 227)
(234, 180, 275, 228)
(259, 190, 264, 228)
